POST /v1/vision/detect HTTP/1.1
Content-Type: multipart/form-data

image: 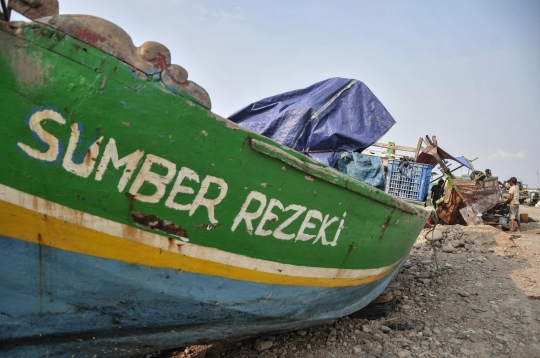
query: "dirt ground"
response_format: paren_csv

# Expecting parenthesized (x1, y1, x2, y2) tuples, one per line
(154, 204, 540, 358)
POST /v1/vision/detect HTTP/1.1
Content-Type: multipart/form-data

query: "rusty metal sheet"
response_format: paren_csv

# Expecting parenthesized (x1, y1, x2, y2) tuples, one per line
(436, 177, 500, 225)
(436, 188, 467, 225)
(453, 177, 501, 214)
(459, 206, 481, 226)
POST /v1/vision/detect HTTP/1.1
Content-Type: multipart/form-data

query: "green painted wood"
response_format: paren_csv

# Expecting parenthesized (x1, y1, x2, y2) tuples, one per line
(0, 20, 428, 270)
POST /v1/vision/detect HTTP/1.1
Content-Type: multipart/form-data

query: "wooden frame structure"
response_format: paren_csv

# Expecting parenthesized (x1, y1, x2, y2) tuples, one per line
(362, 138, 423, 160)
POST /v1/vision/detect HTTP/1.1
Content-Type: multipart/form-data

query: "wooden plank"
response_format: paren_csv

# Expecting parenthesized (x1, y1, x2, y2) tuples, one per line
(362, 149, 406, 159)
(8, 0, 58, 20)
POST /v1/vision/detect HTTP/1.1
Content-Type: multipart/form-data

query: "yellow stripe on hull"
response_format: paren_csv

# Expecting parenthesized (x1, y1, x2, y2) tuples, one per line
(0, 185, 401, 287)
(0, 198, 402, 287)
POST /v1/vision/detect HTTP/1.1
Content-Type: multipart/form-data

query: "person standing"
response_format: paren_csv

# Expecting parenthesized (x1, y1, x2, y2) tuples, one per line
(431, 179, 445, 209)
(506, 177, 521, 232)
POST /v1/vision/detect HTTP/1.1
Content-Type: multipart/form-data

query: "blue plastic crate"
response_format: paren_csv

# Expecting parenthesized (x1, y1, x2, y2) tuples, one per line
(385, 160, 433, 201)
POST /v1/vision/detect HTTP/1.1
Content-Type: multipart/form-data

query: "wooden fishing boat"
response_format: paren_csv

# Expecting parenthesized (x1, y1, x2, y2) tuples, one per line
(0, 12, 430, 357)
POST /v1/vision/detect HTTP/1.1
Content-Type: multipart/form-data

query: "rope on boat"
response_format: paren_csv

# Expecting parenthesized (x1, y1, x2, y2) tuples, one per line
(424, 210, 441, 272)
(299, 148, 369, 154)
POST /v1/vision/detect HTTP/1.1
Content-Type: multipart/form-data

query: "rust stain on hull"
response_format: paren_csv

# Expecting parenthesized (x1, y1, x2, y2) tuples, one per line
(148, 51, 169, 71)
(70, 28, 107, 48)
(379, 211, 394, 240)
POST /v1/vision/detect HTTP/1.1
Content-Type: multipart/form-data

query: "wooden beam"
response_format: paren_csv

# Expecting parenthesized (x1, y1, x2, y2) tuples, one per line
(0, 0, 10, 21)
(424, 135, 455, 179)
(362, 148, 407, 158)
(414, 137, 423, 160)
(370, 142, 417, 152)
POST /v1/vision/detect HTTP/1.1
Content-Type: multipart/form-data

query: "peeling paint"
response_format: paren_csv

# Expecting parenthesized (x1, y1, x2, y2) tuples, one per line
(211, 113, 255, 132)
(148, 51, 169, 70)
(99, 75, 107, 90)
(157, 86, 173, 94)
(11, 47, 48, 88)
(130, 211, 189, 240)
(194, 223, 219, 231)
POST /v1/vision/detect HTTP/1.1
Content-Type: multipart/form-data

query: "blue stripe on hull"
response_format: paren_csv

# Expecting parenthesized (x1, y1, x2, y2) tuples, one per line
(0, 235, 404, 357)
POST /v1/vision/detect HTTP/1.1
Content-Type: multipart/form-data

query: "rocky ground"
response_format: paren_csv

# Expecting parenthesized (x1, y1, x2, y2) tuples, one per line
(155, 205, 540, 358)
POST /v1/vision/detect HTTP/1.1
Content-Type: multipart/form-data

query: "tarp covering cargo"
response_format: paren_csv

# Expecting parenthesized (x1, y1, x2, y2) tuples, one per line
(229, 78, 396, 167)
(334, 153, 385, 190)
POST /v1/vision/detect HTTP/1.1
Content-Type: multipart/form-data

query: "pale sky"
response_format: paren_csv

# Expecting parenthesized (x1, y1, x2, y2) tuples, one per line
(12, 0, 540, 188)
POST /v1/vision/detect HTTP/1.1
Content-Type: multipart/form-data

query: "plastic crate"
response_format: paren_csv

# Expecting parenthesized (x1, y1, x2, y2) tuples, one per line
(385, 159, 433, 201)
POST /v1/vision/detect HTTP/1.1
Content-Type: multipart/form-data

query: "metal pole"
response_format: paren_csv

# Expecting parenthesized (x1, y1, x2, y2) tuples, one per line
(430, 157, 478, 184)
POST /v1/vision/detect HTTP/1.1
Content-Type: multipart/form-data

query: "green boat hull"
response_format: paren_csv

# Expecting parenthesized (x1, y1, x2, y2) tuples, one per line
(0, 15, 429, 356)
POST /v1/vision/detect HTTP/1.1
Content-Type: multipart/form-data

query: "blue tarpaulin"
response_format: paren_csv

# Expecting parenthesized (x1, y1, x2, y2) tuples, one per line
(454, 156, 474, 170)
(229, 78, 396, 167)
(334, 153, 385, 190)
